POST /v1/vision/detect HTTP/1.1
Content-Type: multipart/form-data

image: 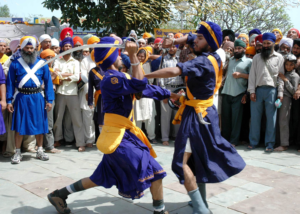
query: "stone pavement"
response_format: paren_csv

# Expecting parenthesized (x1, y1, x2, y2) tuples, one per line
(1, 142, 300, 214)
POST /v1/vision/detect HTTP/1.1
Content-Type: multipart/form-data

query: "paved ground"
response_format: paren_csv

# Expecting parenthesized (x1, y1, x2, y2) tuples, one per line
(1, 141, 300, 214)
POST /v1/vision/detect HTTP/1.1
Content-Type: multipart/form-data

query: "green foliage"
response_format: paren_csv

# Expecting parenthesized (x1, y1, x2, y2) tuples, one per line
(42, 0, 177, 37)
(171, 0, 293, 34)
(0, 4, 11, 17)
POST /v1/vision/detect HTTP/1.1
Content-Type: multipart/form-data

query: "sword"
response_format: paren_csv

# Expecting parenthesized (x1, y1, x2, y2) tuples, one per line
(197, 112, 210, 125)
(38, 37, 138, 69)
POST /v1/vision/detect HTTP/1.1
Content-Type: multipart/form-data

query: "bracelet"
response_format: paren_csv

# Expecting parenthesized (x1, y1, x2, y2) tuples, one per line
(131, 62, 140, 66)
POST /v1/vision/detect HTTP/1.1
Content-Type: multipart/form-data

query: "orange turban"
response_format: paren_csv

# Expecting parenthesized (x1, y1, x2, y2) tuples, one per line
(91, 50, 95, 62)
(73, 36, 83, 45)
(87, 36, 100, 45)
(143, 32, 152, 39)
(245, 46, 256, 55)
(40, 49, 55, 59)
(175, 33, 183, 39)
(60, 27, 73, 41)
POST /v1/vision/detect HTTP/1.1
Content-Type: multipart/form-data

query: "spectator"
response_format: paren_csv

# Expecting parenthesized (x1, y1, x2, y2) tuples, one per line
(134, 48, 157, 144)
(53, 38, 85, 152)
(255, 34, 263, 53)
(249, 28, 261, 37)
(245, 46, 256, 59)
(50, 38, 60, 55)
(272, 28, 283, 51)
(238, 33, 249, 47)
(278, 38, 293, 56)
(222, 29, 235, 46)
(129, 30, 137, 40)
(287, 28, 300, 40)
(275, 54, 299, 151)
(38, 34, 51, 55)
(290, 39, 300, 150)
(159, 45, 181, 146)
(138, 38, 146, 47)
(248, 33, 284, 152)
(221, 40, 252, 146)
(167, 33, 174, 39)
(40, 49, 61, 154)
(249, 34, 258, 47)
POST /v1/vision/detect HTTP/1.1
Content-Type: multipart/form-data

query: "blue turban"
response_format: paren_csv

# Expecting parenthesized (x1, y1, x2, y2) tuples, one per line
(121, 52, 131, 69)
(61, 37, 74, 48)
(262, 33, 276, 43)
(196, 21, 222, 51)
(94, 37, 119, 71)
(249, 29, 261, 37)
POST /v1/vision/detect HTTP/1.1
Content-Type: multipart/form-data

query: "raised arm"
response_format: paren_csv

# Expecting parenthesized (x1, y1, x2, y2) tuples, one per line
(145, 67, 182, 79)
(126, 41, 144, 80)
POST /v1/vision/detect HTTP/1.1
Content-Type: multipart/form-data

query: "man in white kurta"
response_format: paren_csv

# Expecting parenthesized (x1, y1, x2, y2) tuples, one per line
(79, 55, 96, 146)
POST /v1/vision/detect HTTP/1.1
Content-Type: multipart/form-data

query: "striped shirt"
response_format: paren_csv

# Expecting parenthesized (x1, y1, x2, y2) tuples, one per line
(159, 54, 183, 89)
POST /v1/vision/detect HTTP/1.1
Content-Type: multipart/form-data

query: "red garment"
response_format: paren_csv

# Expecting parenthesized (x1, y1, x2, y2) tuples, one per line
(255, 34, 263, 44)
(154, 38, 163, 44)
(60, 28, 73, 41)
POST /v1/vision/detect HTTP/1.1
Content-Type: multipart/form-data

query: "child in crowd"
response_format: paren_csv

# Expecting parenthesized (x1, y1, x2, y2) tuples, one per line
(275, 54, 299, 151)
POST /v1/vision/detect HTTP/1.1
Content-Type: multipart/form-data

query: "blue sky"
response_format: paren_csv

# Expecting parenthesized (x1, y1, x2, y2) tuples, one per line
(2, 0, 300, 33)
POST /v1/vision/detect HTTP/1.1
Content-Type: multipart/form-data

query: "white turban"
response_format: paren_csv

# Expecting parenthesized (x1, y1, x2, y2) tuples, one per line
(39, 34, 51, 43)
(279, 38, 293, 52)
(137, 38, 146, 44)
(20, 36, 36, 49)
(129, 30, 137, 37)
(51, 38, 59, 47)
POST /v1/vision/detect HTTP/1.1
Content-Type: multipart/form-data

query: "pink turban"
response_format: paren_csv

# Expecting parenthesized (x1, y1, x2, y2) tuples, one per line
(9, 38, 20, 53)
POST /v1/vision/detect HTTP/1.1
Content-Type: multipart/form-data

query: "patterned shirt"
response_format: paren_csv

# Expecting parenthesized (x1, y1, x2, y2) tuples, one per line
(159, 54, 183, 89)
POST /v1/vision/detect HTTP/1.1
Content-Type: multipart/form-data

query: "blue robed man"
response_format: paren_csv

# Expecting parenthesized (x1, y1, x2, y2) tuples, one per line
(6, 36, 54, 164)
(145, 21, 246, 214)
(47, 37, 179, 214)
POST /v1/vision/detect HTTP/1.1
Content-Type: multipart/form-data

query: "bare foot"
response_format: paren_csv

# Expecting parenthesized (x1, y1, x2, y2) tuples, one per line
(162, 141, 169, 146)
(54, 141, 62, 148)
(86, 143, 93, 148)
(274, 146, 288, 152)
(78, 146, 86, 152)
(45, 148, 61, 153)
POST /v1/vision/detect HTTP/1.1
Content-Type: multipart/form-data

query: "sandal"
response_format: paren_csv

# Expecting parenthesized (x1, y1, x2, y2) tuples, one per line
(45, 148, 61, 154)
(274, 146, 288, 152)
(247, 145, 256, 150)
(265, 147, 274, 152)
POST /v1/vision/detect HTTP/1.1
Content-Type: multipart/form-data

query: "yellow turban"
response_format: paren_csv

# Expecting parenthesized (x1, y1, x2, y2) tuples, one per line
(137, 47, 150, 64)
(143, 32, 152, 39)
(238, 33, 249, 43)
(20, 36, 36, 49)
(272, 28, 283, 44)
(87, 36, 100, 45)
(245, 46, 256, 55)
(143, 46, 153, 54)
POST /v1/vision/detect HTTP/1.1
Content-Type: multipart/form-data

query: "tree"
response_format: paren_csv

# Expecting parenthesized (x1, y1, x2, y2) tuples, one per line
(189, 0, 293, 34)
(0, 4, 11, 17)
(42, 0, 177, 37)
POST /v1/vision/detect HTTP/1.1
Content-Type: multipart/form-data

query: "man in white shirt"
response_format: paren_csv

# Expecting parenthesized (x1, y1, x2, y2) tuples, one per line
(53, 37, 85, 152)
(79, 47, 96, 147)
